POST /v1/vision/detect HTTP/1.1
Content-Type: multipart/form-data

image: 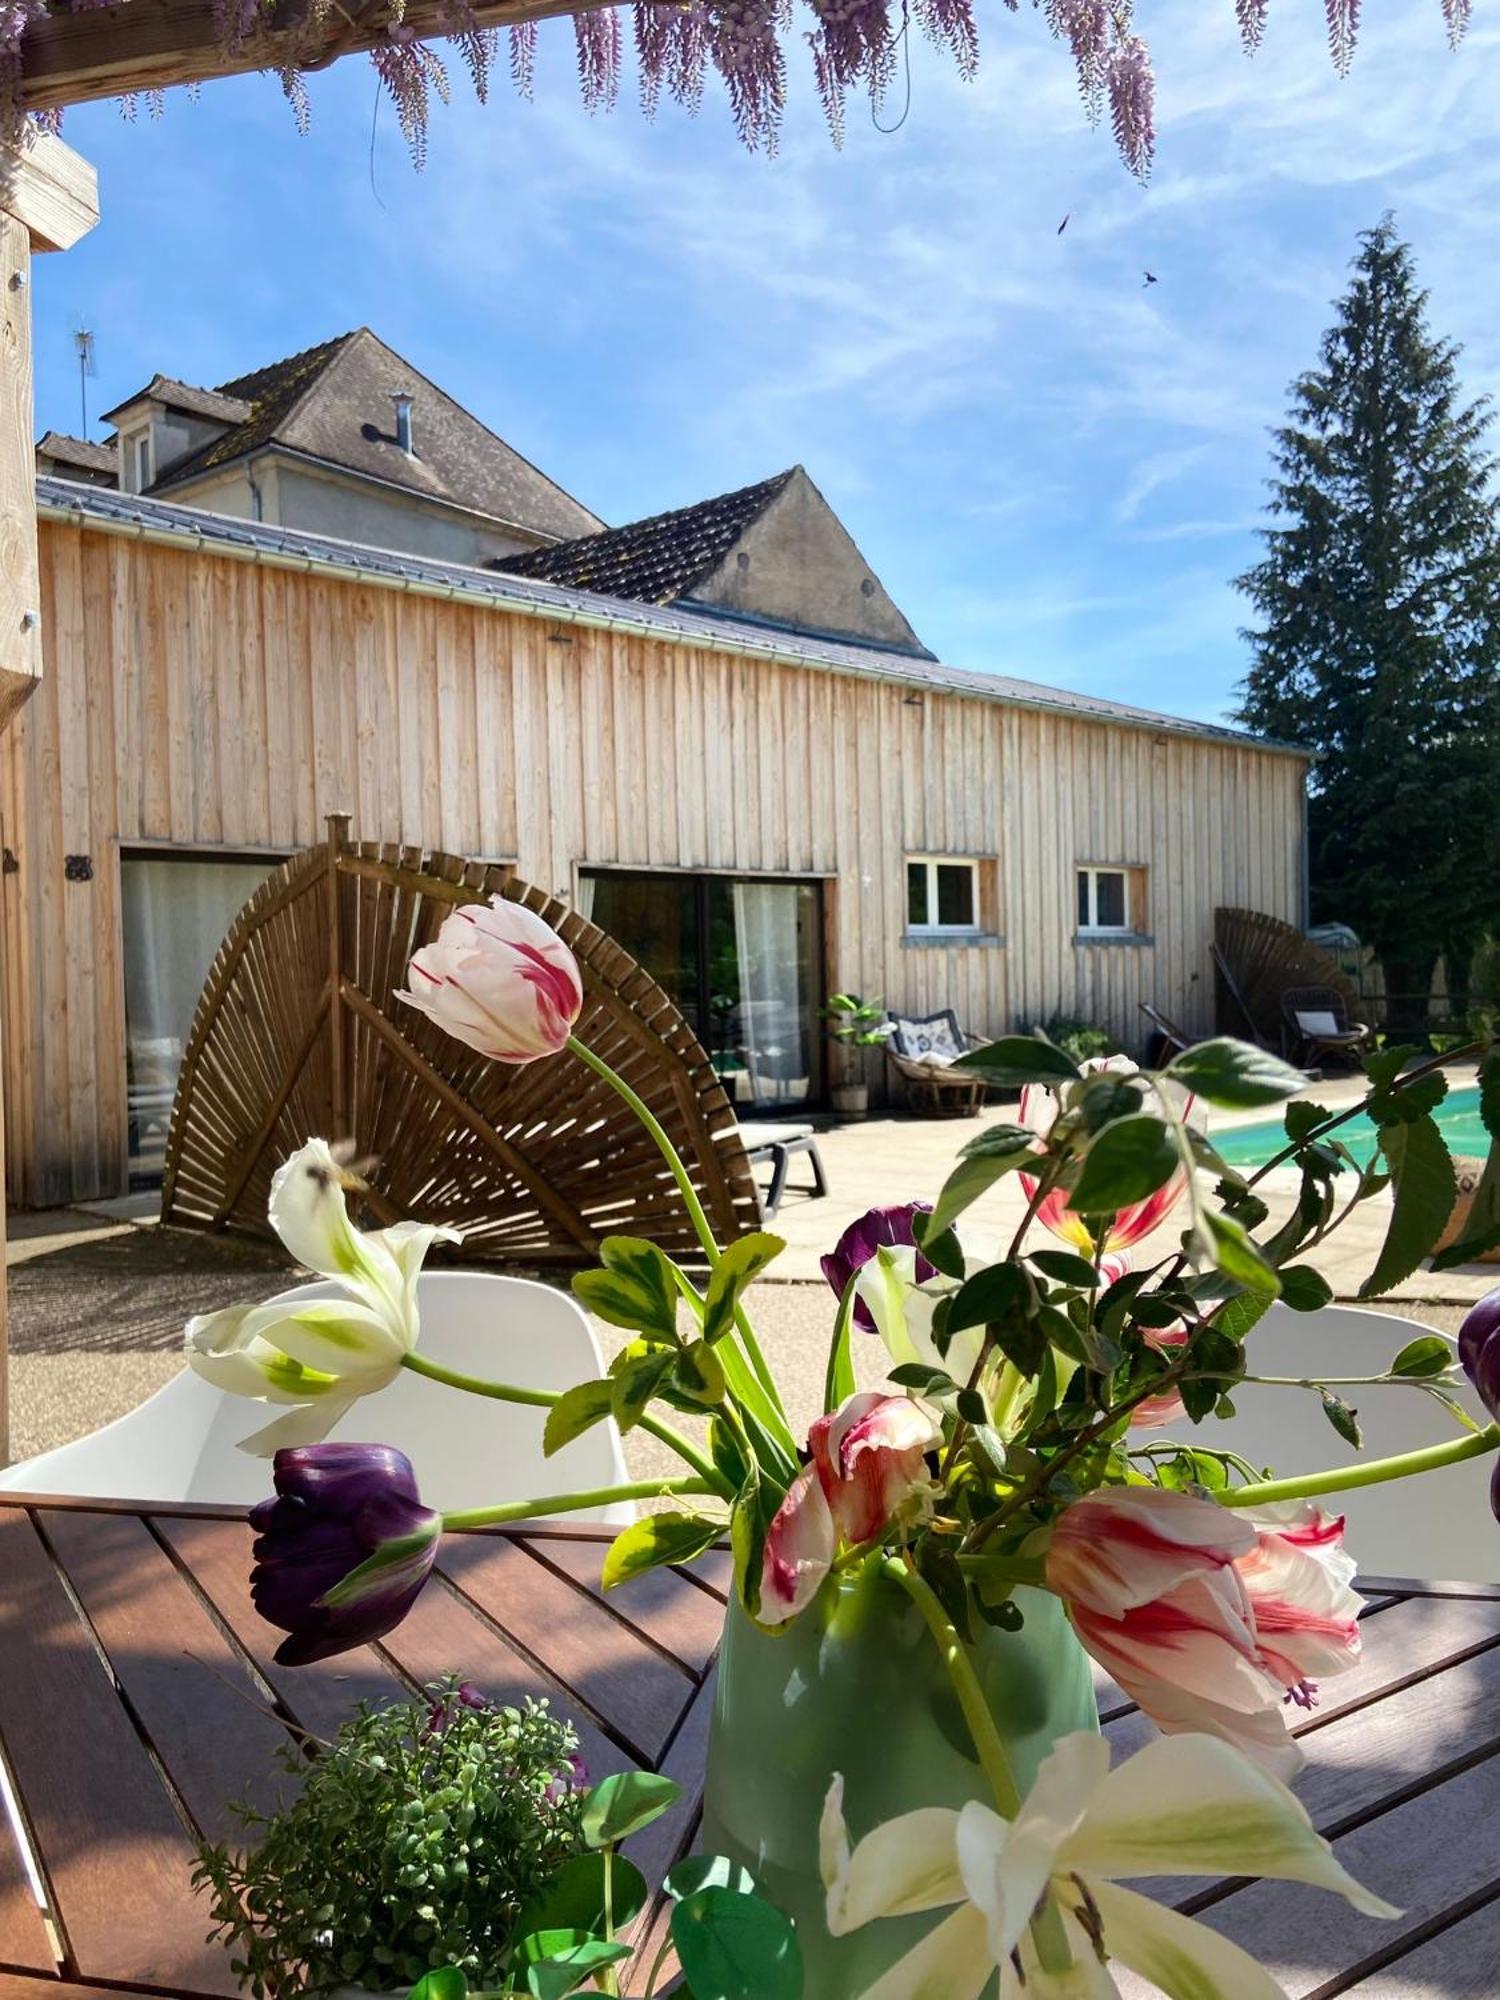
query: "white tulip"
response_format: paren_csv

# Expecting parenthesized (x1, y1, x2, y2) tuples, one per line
(184, 1139, 461, 1454)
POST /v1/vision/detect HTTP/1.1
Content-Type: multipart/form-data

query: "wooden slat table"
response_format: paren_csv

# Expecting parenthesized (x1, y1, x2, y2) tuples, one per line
(0, 1494, 1496, 2000)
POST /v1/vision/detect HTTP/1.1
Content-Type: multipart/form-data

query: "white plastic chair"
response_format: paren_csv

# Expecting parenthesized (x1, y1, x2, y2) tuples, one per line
(0, 1271, 634, 1522)
(1155, 1303, 1496, 1586)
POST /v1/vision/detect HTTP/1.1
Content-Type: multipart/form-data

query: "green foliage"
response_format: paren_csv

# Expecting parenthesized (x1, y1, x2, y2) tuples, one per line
(1066, 1115, 1179, 1215)
(703, 1232, 784, 1344)
(1359, 1113, 1458, 1296)
(1166, 1039, 1307, 1108)
(927, 1124, 1039, 1237)
(953, 1035, 1080, 1087)
(671, 1885, 804, 1999)
(1041, 1015, 1121, 1066)
(600, 1512, 722, 1590)
(193, 1682, 587, 1999)
(1236, 219, 1500, 1015)
(821, 992, 890, 1047)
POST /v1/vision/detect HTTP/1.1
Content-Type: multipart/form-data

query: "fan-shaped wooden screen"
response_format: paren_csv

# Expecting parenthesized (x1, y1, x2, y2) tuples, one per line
(160, 819, 762, 1265)
(1213, 906, 1359, 1046)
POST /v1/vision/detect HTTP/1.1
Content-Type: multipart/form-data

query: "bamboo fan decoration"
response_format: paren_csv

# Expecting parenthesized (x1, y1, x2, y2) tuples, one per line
(160, 817, 762, 1265)
(1212, 906, 1359, 1048)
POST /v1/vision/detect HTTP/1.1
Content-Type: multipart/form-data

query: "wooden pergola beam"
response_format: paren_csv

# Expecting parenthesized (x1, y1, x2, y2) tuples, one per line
(0, 133, 99, 1464)
(15, 0, 617, 112)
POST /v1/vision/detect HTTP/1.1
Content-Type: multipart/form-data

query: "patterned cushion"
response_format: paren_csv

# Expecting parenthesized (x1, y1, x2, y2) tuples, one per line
(1295, 1010, 1340, 1037)
(889, 1010, 966, 1061)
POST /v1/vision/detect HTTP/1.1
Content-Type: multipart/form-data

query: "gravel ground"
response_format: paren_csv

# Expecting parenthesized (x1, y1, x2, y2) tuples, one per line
(3, 1218, 1472, 1474)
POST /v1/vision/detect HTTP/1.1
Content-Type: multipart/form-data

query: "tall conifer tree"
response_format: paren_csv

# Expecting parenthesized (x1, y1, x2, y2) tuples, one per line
(1237, 218, 1500, 1023)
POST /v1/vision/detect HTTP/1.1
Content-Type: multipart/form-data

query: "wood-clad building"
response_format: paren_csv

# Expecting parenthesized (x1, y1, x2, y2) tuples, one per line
(1, 478, 1308, 1207)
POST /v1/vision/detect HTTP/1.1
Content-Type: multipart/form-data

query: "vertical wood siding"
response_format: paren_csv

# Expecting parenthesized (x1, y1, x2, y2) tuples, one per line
(0, 523, 1307, 1205)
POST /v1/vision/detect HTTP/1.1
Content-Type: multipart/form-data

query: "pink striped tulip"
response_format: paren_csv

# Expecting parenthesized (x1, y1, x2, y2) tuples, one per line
(1046, 1488, 1361, 1778)
(759, 1392, 940, 1624)
(1019, 1056, 1195, 1254)
(397, 896, 583, 1064)
(809, 1391, 943, 1546)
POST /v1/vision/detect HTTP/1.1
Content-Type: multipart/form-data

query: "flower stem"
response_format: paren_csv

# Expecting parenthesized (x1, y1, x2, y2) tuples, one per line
(399, 1350, 728, 1493)
(566, 1034, 791, 1435)
(1217, 1423, 1500, 1509)
(884, 1554, 1021, 1818)
(443, 1476, 715, 1532)
(885, 1554, 1076, 1977)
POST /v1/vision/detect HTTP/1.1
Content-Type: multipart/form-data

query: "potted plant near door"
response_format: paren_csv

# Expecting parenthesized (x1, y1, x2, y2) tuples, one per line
(821, 992, 891, 1118)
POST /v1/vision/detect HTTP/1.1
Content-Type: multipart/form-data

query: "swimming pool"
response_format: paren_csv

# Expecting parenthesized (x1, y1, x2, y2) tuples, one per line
(1211, 1082, 1487, 1173)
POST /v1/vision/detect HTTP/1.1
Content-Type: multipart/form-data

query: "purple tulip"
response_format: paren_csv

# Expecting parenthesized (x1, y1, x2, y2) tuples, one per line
(1458, 1289, 1500, 1424)
(250, 1443, 442, 1666)
(820, 1203, 935, 1334)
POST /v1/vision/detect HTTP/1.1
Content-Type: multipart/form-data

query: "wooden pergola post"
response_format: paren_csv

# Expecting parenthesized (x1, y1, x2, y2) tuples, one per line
(0, 132, 98, 1462)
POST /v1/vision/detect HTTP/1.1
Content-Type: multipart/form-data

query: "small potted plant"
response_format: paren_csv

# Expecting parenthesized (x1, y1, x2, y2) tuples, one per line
(193, 1679, 589, 1998)
(821, 992, 890, 1118)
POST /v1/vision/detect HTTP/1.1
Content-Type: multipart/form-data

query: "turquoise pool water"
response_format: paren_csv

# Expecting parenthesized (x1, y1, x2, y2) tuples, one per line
(1212, 1082, 1487, 1173)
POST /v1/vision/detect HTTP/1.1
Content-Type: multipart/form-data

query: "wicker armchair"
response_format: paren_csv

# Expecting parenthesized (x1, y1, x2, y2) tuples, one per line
(1279, 984, 1373, 1068)
(885, 1008, 987, 1115)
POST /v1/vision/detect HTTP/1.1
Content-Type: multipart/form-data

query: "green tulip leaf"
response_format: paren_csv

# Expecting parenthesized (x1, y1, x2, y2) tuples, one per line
(670, 1886, 804, 2000)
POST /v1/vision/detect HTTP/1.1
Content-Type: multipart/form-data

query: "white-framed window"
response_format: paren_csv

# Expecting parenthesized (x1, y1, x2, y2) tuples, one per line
(123, 427, 154, 494)
(1076, 866, 1130, 935)
(907, 856, 980, 934)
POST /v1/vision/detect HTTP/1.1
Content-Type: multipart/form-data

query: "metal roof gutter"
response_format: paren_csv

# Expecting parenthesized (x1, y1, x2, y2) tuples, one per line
(35, 480, 1310, 762)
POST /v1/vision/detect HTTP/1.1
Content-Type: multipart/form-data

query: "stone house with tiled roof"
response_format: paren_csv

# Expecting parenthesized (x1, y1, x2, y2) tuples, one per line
(39, 328, 602, 569)
(10, 333, 1311, 1207)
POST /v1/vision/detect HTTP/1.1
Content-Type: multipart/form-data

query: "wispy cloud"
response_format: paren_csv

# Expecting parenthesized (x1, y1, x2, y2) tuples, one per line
(34, 1, 1500, 727)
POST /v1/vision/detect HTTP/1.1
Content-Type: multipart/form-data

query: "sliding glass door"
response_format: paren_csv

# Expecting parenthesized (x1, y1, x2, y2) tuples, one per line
(581, 871, 824, 1111)
(120, 852, 280, 1185)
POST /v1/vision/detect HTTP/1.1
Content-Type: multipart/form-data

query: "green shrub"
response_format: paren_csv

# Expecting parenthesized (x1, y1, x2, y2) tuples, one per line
(193, 1681, 585, 1998)
(1041, 1015, 1121, 1066)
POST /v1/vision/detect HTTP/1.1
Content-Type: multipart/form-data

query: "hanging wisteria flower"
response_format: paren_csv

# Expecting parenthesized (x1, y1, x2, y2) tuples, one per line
(397, 895, 584, 1063)
(1018, 1056, 1197, 1255)
(820, 1201, 934, 1332)
(250, 1443, 442, 1665)
(1045, 1488, 1361, 1777)
(184, 1138, 460, 1453)
(760, 1391, 941, 1623)
(820, 1730, 1396, 1999)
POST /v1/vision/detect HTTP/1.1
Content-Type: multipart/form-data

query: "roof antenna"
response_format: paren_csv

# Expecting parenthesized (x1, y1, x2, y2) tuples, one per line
(72, 323, 97, 435)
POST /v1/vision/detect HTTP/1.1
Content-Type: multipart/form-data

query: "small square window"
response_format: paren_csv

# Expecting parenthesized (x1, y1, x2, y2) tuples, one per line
(1077, 867, 1131, 934)
(906, 856, 981, 936)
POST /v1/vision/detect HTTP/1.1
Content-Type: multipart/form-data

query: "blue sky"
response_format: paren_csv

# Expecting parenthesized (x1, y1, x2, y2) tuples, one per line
(30, 2, 1500, 725)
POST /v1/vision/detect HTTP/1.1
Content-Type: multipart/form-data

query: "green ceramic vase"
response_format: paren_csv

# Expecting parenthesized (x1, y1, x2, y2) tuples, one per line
(699, 1565, 1098, 1998)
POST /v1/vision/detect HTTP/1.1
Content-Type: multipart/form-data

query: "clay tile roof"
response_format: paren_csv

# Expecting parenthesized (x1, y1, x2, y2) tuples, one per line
(35, 430, 118, 475)
(492, 468, 797, 604)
